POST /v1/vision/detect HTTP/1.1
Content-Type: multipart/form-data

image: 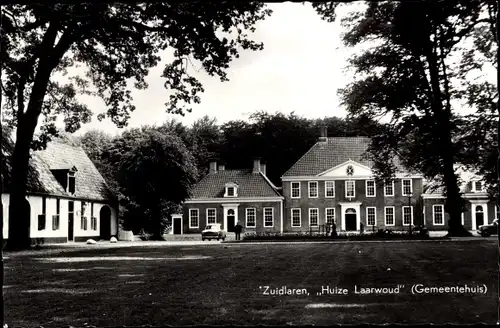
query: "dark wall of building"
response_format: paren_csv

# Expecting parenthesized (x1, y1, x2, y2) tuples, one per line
(183, 201, 282, 234)
(282, 178, 423, 231)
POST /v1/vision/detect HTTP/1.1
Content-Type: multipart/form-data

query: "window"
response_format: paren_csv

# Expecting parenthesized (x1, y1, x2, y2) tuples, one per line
(264, 208, 274, 227)
(52, 198, 60, 230)
(291, 182, 301, 198)
(38, 215, 46, 231)
(309, 208, 319, 227)
(224, 182, 238, 197)
(496, 205, 499, 220)
(366, 180, 376, 197)
(207, 208, 216, 224)
(91, 217, 97, 230)
(385, 207, 395, 226)
(246, 208, 256, 227)
(433, 205, 444, 225)
(402, 179, 412, 196)
(325, 208, 335, 225)
(402, 206, 413, 226)
(309, 181, 318, 198)
(38, 197, 47, 231)
(366, 207, 376, 226)
(189, 209, 199, 228)
(291, 208, 301, 227)
(345, 180, 355, 198)
(384, 180, 394, 196)
(68, 172, 76, 194)
(325, 181, 335, 198)
(81, 216, 88, 230)
(472, 180, 483, 192)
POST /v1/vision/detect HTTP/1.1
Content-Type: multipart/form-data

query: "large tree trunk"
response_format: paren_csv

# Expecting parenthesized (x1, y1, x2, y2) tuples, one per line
(6, 55, 59, 249)
(6, 137, 32, 249)
(496, 0, 500, 244)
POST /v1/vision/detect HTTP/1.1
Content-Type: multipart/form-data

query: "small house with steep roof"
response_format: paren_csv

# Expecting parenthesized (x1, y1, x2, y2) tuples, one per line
(181, 159, 284, 235)
(2, 135, 119, 243)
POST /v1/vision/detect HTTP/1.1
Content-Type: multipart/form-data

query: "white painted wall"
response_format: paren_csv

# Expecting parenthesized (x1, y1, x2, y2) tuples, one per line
(2, 193, 117, 241)
(2, 194, 9, 239)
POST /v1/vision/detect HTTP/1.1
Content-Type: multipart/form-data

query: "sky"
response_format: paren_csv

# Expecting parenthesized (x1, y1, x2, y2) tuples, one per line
(72, 2, 360, 136)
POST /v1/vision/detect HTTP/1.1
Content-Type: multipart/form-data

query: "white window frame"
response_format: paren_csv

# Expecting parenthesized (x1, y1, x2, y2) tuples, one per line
(384, 180, 394, 197)
(246, 208, 256, 228)
(189, 209, 199, 228)
(206, 208, 217, 225)
(461, 212, 465, 225)
(291, 182, 301, 199)
(325, 181, 335, 198)
(263, 207, 274, 227)
(433, 205, 444, 226)
(402, 206, 413, 226)
(308, 181, 319, 198)
(472, 180, 483, 192)
(345, 180, 355, 198)
(224, 182, 238, 198)
(325, 208, 335, 225)
(384, 206, 395, 226)
(309, 208, 319, 227)
(365, 180, 376, 197)
(366, 207, 376, 226)
(401, 179, 413, 196)
(496, 205, 499, 221)
(291, 208, 301, 227)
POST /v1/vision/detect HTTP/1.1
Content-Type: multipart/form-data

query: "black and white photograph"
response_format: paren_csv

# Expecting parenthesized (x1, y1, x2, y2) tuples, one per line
(0, 1, 498, 326)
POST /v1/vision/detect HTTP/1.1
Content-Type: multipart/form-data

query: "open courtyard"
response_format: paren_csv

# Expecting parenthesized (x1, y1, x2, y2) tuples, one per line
(4, 239, 498, 327)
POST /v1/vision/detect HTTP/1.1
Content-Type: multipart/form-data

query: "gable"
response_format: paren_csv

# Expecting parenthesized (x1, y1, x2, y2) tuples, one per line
(318, 160, 373, 178)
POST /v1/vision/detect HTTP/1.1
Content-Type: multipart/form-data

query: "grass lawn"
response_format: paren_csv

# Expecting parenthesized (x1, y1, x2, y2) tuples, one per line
(4, 240, 498, 327)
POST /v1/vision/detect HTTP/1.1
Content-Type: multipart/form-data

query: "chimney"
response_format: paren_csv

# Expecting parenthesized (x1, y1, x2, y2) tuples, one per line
(252, 158, 261, 174)
(218, 163, 225, 171)
(319, 125, 328, 142)
(260, 163, 267, 176)
(209, 161, 217, 174)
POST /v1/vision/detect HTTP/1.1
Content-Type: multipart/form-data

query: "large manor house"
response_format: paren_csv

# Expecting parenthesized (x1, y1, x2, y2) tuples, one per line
(182, 129, 496, 235)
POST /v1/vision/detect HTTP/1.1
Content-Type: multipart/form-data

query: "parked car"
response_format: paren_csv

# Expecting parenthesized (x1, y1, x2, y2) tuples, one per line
(201, 223, 227, 241)
(478, 219, 499, 237)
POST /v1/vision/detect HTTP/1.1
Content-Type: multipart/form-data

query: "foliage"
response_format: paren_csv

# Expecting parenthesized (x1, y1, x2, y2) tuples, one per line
(114, 129, 198, 237)
(314, 0, 496, 236)
(1, 2, 272, 249)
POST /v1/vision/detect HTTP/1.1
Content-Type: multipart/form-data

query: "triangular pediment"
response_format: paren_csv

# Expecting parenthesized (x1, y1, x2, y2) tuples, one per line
(317, 159, 373, 177)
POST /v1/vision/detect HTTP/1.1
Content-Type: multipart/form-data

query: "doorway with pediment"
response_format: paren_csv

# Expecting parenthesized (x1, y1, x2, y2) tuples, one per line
(340, 202, 361, 231)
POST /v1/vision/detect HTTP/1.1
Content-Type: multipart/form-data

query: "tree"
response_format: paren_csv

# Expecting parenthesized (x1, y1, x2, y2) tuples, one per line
(1, 3, 272, 249)
(314, 1, 495, 236)
(117, 129, 198, 239)
(186, 116, 223, 178)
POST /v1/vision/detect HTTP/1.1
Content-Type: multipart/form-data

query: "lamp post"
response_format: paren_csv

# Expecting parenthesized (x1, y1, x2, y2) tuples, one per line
(408, 193, 412, 237)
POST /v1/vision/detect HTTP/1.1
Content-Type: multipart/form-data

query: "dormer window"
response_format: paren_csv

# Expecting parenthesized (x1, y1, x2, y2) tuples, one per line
(224, 182, 239, 198)
(472, 179, 483, 193)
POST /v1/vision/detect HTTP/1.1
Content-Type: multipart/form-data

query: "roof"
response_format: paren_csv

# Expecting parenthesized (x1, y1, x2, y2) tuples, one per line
(423, 166, 483, 195)
(282, 137, 405, 177)
(2, 131, 115, 202)
(190, 169, 282, 199)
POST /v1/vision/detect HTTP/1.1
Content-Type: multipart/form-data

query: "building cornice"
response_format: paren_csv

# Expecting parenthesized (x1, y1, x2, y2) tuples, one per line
(281, 174, 423, 182)
(184, 196, 284, 204)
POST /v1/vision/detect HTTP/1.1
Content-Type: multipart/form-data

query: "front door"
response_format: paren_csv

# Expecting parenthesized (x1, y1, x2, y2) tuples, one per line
(173, 218, 182, 234)
(345, 214, 357, 231)
(68, 201, 74, 241)
(100, 206, 111, 239)
(227, 209, 236, 232)
(475, 205, 484, 229)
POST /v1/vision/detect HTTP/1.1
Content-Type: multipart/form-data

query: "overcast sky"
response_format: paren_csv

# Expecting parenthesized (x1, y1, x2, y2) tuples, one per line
(73, 3, 360, 136)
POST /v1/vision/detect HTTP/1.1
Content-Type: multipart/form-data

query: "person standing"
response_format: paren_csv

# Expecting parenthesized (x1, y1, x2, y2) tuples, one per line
(234, 221, 243, 241)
